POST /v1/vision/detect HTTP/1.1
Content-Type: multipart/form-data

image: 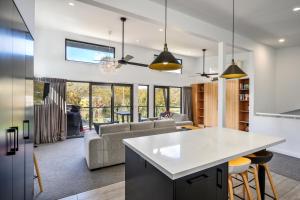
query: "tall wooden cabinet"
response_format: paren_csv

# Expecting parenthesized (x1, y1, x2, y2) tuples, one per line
(225, 78, 250, 132)
(192, 83, 218, 127)
(0, 0, 34, 199)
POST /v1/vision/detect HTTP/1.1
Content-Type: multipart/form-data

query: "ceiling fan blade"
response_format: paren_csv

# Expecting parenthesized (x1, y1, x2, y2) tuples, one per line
(124, 55, 134, 62)
(206, 73, 219, 76)
(115, 63, 122, 69)
(126, 61, 148, 67)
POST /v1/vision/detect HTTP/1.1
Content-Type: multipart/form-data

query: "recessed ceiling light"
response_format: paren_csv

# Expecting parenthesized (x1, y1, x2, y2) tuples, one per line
(293, 7, 300, 12)
(159, 28, 164, 32)
(278, 38, 285, 43)
(68, 2, 75, 6)
(136, 39, 140, 43)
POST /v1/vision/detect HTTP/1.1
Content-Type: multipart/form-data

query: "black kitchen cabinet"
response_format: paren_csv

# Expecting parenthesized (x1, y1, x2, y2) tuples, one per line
(125, 147, 228, 200)
(0, 0, 34, 200)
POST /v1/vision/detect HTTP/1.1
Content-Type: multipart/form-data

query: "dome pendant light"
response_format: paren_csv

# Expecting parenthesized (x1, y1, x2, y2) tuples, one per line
(149, 0, 182, 71)
(221, 0, 247, 79)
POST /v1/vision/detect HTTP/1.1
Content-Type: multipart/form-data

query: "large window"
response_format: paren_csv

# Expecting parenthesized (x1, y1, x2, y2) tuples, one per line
(113, 85, 133, 123)
(91, 84, 112, 124)
(138, 85, 149, 121)
(66, 82, 90, 130)
(65, 39, 115, 64)
(154, 86, 182, 117)
(66, 82, 133, 130)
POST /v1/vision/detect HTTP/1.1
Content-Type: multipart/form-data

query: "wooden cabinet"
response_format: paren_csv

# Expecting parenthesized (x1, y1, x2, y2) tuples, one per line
(192, 83, 218, 127)
(225, 78, 250, 132)
(0, 0, 34, 199)
(239, 79, 250, 132)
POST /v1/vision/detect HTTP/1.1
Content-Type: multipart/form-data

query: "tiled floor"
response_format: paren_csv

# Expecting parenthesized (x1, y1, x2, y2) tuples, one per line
(60, 172, 300, 200)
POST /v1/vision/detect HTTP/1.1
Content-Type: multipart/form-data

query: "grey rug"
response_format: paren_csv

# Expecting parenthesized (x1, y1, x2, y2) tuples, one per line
(269, 152, 300, 181)
(34, 137, 124, 200)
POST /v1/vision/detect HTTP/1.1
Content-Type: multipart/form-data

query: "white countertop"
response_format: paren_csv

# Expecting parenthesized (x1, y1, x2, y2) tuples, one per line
(123, 127, 285, 180)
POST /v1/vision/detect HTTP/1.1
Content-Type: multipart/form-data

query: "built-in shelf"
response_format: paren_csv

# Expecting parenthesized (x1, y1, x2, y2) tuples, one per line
(239, 78, 250, 132)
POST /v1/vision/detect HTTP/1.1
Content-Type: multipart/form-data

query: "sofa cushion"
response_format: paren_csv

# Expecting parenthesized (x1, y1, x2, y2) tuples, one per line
(154, 119, 175, 128)
(130, 121, 154, 131)
(99, 123, 130, 135)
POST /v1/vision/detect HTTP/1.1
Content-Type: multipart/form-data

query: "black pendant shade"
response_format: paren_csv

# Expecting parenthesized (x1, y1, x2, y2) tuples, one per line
(149, 44, 181, 70)
(220, 0, 247, 79)
(221, 59, 247, 79)
(149, 0, 182, 71)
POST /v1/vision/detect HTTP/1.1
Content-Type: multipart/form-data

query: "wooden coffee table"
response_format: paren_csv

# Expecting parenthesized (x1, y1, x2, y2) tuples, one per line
(177, 125, 201, 131)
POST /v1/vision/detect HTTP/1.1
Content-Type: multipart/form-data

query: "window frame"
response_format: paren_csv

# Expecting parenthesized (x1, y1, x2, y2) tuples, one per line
(137, 85, 150, 120)
(65, 39, 116, 64)
(153, 86, 182, 117)
(66, 80, 133, 130)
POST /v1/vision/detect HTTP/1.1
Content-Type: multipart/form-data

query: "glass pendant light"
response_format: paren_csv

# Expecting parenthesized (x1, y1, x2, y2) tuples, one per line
(149, 0, 182, 71)
(221, 0, 247, 79)
(100, 31, 118, 73)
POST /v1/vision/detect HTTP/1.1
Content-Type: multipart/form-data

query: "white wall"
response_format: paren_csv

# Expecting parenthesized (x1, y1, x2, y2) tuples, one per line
(275, 46, 300, 113)
(14, 0, 35, 38)
(34, 27, 199, 87)
(252, 116, 300, 158)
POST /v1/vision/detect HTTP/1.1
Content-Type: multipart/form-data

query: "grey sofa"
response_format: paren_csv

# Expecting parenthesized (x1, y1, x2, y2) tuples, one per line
(170, 113, 193, 126)
(84, 120, 176, 170)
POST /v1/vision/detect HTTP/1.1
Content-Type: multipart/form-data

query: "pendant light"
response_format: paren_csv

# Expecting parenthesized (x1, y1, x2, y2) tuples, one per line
(221, 0, 247, 79)
(149, 0, 182, 71)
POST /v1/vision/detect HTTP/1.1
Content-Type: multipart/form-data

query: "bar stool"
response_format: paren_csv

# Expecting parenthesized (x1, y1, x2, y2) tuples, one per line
(245, 150, 279, 200)
(228, 157, 253, 200)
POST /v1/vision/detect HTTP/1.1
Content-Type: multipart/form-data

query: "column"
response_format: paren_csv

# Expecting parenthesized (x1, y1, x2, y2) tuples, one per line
(218, 42, 226, 128)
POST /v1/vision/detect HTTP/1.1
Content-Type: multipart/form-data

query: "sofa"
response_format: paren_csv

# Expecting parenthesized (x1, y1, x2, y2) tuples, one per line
(84, 120, 176, 170)
(160, 112, 193, 126)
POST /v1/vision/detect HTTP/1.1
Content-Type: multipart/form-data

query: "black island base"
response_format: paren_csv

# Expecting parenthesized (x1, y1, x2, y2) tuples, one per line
(125, 147, 228, 200)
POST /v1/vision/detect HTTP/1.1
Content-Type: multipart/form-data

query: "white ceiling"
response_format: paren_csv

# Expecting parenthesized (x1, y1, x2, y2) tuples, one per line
(150, 0, 300, 48)
(36, 0, 230, 57)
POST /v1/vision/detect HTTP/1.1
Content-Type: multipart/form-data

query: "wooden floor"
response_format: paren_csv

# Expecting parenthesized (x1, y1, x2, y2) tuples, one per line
(60, 172, 300, 200)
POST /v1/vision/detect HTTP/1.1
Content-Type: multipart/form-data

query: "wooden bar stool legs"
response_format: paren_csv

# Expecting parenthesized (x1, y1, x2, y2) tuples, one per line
(241, 171, 253, 200)
(250, 165, 262, 200)
(228, 175, 234, 200)
(33, 153, 43, 192)
(263, 164, 279, 200)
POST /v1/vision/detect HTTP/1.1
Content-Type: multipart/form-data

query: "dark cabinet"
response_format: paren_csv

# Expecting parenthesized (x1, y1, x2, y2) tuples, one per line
(0, 0, 34, 200)
(125, 147, 228, 200)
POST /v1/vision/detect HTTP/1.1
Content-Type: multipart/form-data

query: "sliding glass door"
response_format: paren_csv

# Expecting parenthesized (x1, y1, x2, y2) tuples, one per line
(169, 87, 182, 113)
(154, 86, 182, 117)
(66, 82, 90, 131)
(113, 85, 133, 123)
(154, 86, 169, 117)
(91, 84, 112, 124)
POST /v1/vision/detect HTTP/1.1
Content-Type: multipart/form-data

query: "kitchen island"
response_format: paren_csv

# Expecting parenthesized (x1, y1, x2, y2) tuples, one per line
(123, 127, 285, 200)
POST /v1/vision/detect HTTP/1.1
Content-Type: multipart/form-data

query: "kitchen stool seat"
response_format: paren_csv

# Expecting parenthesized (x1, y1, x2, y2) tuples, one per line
(228, 157, 253, 200)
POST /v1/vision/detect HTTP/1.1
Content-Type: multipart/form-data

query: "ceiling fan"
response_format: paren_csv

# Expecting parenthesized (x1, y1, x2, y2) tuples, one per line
(194, 49, 218, 78)
(116, 17, 148, 68)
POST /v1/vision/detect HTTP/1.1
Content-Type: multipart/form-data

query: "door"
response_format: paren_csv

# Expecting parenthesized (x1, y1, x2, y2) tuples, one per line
(91, 84, 113, 124)
(113, 85, 133, 123)
(11, 4, 27, 199)
(24, 32, 34, 200)
(0, 0, 14, 199)
(154, 87, 169, 117)
(204, 82, 218, 127)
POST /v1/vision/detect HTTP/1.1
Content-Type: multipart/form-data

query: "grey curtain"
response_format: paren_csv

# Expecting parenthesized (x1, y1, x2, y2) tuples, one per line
(34, 78, 67, 144)
(182, 87, 192, 121)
